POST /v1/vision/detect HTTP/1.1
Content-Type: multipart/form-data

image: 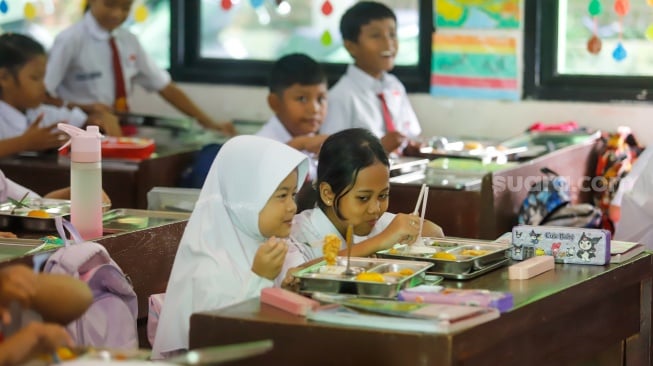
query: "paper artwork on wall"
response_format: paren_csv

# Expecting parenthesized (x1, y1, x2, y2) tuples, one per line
(435, 0, 520, 29)
(431, 33, 519, 100)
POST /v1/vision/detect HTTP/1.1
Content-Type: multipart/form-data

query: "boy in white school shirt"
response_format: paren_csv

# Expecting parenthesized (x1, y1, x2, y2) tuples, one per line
(45, 0, 235, 136)
(320, 1, 422, 155)
(257, 53, 329, 182)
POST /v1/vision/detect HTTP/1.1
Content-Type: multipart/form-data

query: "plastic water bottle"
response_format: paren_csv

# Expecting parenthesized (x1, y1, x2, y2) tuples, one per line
(58, 124, 103, 239)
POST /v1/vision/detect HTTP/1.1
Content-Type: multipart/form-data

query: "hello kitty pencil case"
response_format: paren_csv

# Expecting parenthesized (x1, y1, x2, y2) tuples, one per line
(511, 225, 611, 265)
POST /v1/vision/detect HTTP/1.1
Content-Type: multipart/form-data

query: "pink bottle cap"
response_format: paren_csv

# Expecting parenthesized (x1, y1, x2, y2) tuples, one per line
(58, 124, 103, 163)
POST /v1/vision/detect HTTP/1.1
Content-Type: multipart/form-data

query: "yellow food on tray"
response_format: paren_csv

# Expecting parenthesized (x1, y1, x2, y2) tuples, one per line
(27, 209, 51, 218)
(433, 252, 457, 260)
(323, 234, 341, 266)
(385, 268, 415, 277)
(40, 347, 77, 363)
(460, 249, 489, 256)
(355, 272, 385, 282)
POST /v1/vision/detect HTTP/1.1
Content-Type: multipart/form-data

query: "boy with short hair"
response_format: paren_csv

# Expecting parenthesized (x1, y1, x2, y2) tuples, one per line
(258, 53, 329, 180)
(320, 1, 421, 154)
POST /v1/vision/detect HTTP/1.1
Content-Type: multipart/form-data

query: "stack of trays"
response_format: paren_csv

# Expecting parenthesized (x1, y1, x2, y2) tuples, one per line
(377, 237, 511, 280)
(292, 257, 433, 298)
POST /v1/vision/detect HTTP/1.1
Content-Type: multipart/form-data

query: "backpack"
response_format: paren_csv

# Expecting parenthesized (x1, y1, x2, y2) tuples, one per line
(593, 129, 642, 233)
(518, 167, 571, 226)
(179, 143, 222, 188)
(43, 218, 138, 349)
(540, 203, 602, 229)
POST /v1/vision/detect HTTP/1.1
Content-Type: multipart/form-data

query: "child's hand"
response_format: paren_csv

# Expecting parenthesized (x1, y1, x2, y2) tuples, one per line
(77, 102, 113, 114)
(0, 231, 16, 238)
(21, 114, 67, 151)
(402, 139, 424, 156)
(251, 237, 288, 280)
(88, 111, 122, 137)
(381, 131, 406, 153)
(380, 213, 421, 249)
(0, 265, 37, 310)
(302, 134, 329, 154)
(280, 266, 302, 292)
(207, 120, 236, 136)
(0, 322, 74, 365)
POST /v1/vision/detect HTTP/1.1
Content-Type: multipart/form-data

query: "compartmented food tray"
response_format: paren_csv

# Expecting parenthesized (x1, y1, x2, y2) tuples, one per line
(293, 257, 433, 298)
(376, 237, 510, 279)
(102, 209, 190, 233)
(0, 238, 44, 261)
(0, 198, 72, 232)
(428, 258, 511, 280)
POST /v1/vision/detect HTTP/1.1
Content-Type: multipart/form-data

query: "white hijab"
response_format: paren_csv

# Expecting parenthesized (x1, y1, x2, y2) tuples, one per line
(152, 136, 308, 357)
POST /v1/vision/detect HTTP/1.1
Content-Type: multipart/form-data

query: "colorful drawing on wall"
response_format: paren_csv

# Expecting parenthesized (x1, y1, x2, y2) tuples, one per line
(431, 34, 519, 100)
(435, 0, 520, 29)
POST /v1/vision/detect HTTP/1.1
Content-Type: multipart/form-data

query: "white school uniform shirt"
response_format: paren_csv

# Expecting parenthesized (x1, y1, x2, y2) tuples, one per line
(0, 169, 40, 203)
(289, 207, 396, 260)
(0, 100, 86, 139)
(321, 64, 421, 139)
(256, 115, 319, 180)
(614, 147, 653, 248)
(151, 135, 308, 359)
(45, 11, 171, 106)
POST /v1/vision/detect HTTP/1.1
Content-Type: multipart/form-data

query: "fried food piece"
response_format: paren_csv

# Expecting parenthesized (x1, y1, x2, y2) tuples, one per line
(460, 249, 489, 257)
(323, 234, 341, 266)
(433, 252, 457, 260)
(398, 268, 415, 276)
(355, 272, 385, 282)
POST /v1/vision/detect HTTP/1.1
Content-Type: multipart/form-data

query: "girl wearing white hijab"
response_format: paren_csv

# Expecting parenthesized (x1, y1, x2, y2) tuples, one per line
(152, 135, 308, 358)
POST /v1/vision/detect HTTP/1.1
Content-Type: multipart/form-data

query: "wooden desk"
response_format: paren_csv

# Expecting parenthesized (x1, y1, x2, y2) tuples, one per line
(0, 151, 195, 209)
(190, 254, 652, 366)
(388, 140, 599, 239)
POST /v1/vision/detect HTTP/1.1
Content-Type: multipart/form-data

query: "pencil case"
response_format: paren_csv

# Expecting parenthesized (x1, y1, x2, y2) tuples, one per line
(511, 225, 611, 265)
(260, 287, 319, 316)
(397, 286, 513, 313)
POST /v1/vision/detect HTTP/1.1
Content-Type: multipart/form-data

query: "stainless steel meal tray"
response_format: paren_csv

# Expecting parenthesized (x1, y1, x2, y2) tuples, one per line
(0, 238, 44, 261)
(102, 209, 190, 233)
(376, 237, 510, 276)
(428, 258, 511, 280)
(0, 198, 72, 232)
(293, 257, 433, 298)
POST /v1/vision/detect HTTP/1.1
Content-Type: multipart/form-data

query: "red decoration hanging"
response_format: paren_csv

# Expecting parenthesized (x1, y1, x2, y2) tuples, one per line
(613, 0, 629, 16)
(221, 0, 233, 11)
(321, 0, 333, 16)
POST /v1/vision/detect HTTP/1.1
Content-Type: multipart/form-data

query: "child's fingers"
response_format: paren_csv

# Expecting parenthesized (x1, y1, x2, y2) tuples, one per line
(28, 113, 45, 128)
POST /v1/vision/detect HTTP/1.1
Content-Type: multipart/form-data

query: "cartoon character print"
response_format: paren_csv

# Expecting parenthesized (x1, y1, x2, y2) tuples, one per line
(529, 230, 542, 245)
(576, 233, 601, 262)
(512, 243, 523, 258)
(551, 242, 562, 258)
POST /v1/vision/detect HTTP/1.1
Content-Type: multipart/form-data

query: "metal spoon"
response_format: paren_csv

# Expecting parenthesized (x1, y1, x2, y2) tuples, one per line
(343, 224, 355, 276)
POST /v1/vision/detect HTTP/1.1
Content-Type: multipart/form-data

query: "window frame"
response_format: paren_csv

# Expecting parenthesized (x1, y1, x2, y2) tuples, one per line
(524, 0, 653, 102)
(170, 0, 433, 92)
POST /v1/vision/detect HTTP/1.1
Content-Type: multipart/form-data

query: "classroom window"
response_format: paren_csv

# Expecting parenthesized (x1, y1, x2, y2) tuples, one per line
(0, 0, 170, 69)
(171, 0, 433, 92)
(524, 0, 653, 101)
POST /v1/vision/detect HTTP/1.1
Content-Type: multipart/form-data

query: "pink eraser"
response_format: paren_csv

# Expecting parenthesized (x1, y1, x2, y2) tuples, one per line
(260, 288, 320, 316)
(508, 256, 555, 280)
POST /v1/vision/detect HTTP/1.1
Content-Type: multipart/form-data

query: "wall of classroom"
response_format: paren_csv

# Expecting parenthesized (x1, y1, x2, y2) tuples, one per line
(131, 83, 653, 145)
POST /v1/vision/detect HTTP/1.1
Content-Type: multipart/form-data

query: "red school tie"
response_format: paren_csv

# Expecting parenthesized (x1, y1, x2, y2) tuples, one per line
(109, 36, 129, 113)
(378, 92, 396, 133)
